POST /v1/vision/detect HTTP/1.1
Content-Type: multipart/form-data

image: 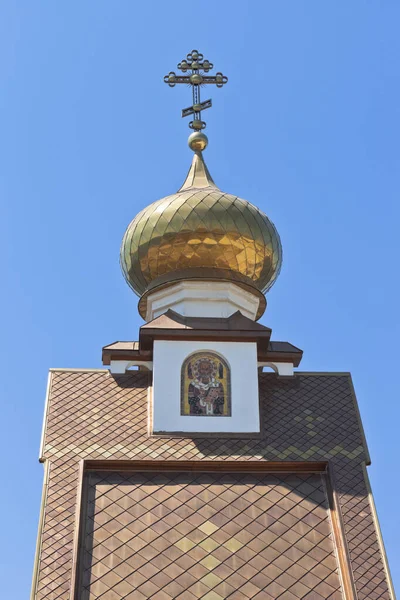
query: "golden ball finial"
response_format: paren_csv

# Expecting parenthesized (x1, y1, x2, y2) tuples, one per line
(188, 131, 208, 151)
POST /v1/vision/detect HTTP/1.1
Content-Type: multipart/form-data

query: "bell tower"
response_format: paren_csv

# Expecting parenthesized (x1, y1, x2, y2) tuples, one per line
(31, 51, 395, 600)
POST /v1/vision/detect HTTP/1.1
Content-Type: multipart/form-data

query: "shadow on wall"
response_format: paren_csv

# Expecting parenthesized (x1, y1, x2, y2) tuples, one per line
(108, 371, 366, 478)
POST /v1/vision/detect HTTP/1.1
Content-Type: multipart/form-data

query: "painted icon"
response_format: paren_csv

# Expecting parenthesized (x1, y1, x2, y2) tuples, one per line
(181, 352, 231, 416)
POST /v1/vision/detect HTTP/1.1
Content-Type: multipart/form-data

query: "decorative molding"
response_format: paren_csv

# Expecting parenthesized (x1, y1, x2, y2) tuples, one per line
(145, 280, 260, 321)
(83, 459, 329, 473)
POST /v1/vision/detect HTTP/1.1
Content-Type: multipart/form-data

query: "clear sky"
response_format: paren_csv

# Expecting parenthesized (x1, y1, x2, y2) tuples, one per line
(0, 1, 399, 597)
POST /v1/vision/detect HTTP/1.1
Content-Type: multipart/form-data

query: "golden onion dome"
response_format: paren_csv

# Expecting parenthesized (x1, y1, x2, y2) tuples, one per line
(121, 146, 282, 319)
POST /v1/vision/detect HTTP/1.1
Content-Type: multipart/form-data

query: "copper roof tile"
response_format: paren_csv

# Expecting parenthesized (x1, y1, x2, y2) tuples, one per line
(34, 371, 392, 600)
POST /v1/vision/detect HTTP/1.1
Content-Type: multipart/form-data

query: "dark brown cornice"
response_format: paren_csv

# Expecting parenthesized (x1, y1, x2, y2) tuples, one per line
(258, 350, 303, 368)
(139, 309, 272, 351)
(83, 459, 327, 473)
(101, 310, 303, 367)
(102, 344, 303, 367)
(102, 348, 151, 366)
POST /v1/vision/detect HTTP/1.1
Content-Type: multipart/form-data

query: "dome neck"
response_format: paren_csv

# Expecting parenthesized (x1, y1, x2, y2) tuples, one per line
(142, 281, 263, 322)
(178, 151, 218, 192)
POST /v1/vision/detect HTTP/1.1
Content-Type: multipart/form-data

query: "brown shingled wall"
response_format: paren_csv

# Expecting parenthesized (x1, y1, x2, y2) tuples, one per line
(77, 470, 343, 600)
(32, 371, 393, 600)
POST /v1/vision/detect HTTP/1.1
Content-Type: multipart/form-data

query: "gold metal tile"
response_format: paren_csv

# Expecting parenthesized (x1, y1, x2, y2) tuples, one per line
(199, 539, 220, 553)
(201, 592, 224, 600)
(198, 521, 219, 536)
(223, 538, 244, 552)
(174, 537, 196, 552)
(200, 573, 222, 589)
(121, 153, 282, 297)
(200, 556, 221, 571)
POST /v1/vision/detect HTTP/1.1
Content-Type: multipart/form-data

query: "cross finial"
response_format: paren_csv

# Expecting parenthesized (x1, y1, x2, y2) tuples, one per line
(164, 50, 228, 133)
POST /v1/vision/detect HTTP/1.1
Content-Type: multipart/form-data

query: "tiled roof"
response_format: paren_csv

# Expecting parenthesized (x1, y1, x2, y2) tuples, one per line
(141, 310, 272, 332)
(267, 341, 302, 353)
(102, 341, 140, 351)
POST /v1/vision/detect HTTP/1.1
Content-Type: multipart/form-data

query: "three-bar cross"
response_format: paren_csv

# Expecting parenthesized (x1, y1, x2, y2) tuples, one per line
(164, 50, 228, 131)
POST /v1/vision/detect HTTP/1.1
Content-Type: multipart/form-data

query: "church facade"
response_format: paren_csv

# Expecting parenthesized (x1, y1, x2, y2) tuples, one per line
(31, 51, 395, 600)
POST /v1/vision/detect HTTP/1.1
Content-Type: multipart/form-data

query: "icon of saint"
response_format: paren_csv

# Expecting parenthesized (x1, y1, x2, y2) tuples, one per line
(187, 356, 225, 415)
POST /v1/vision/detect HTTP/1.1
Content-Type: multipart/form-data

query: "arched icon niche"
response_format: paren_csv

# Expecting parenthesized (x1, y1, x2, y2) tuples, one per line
(181, 351, 231, 417)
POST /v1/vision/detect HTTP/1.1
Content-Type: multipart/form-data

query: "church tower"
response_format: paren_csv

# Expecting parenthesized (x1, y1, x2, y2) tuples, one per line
(31, 51, 395, 600)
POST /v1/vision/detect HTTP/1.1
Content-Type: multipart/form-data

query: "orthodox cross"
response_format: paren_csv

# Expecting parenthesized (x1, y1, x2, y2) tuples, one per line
(164, 50, 228, 131)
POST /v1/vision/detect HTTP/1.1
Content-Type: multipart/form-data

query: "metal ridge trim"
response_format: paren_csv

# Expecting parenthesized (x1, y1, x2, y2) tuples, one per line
(362, 463, 397, 600)
(39, 371, 52, 462)
(30, 461, 51, 600)
(347, 373, 371, 466)
(49, 368, 110, 373)
(293, 371, 352, 376)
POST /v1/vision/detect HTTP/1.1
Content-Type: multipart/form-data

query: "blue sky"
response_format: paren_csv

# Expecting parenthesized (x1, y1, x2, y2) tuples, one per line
(0, 1, 399, 597)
